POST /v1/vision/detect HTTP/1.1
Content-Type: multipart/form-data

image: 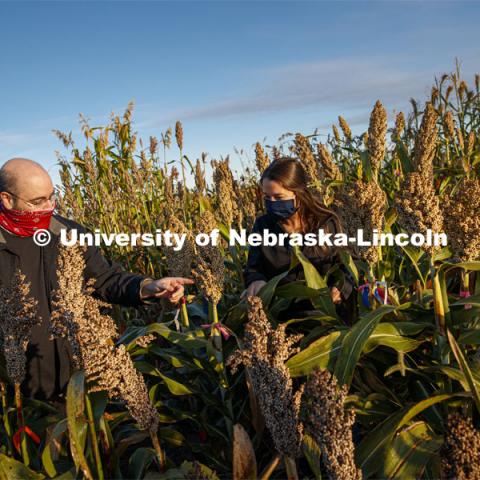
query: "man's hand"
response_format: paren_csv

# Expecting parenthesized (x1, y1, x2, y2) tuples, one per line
(240, 280, 267, 300)
(140, 277, 194, 304)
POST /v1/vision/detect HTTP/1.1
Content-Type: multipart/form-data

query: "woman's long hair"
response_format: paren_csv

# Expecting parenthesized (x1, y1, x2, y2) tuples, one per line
(260, 156, 343, 257)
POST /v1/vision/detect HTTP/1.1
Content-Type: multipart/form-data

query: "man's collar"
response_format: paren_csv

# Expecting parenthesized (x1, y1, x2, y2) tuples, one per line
(0, 215, 67, 246)
(49, 215, 67, 236)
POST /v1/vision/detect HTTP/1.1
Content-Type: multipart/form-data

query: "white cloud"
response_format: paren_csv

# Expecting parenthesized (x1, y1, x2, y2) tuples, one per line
(138, 57, 447, 126)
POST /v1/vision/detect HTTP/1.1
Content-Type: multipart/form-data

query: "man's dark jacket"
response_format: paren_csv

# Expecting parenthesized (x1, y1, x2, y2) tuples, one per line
(0, 214, 150, 400)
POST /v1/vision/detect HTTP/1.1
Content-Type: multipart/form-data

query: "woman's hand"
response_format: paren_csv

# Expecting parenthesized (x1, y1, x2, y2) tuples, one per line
(331, 286, 342, 304)
(240, 280, 267, 300)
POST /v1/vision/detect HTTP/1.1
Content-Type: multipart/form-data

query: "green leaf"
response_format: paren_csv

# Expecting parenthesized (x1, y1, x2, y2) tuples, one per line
(356, 393, 463, 477)
(116, 431, 149, 458)
(257, 269, 290, 308)
(356, 408, 408, 477)
(458, 329, 480, 345)
(382, 421, 442, 479)
(51, 469, 76, 480)
(66, 371, 92, 480)
(396, 142, 413, 173)
(338, 250, 359, 284)
(420, 365, 480, 392)
(158, 371, 193, 395)
(128, 447, 157, 480)
(135, 360, 160, 376)
(217, 222, 230, 242)
(447, 329, 480, 413)
(442, 261, 480, 272)
(146, 323, 207, 349)
(41, 418, 68, 478)
(0, 454, 45, 480)
(119, 322, 209, 350)
(400, 244, 426, 285)
(198, 196, 211, 214)
(302, 434, 322, 480)
(89, 391, 108, 424)
(159, 427, 186, 447)
(384, 208, 397, 229)
(364, 323, 425, 354)
(41, 442, 56, 478)
(291, 245, 337, 317)
(275, 283, 325, 300)
(335, 305, 398, 386)
(451, 293, 480, 308)
(286, 331, 345, 377)
(290, 245, 327, 289)
(432, 247, 453, 262)
(150, 350, 197, 369)
(397, 393, 468, 428)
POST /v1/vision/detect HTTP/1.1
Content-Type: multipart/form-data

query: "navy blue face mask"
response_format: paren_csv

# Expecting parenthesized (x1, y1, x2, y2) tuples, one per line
(265, 198, 298, 220)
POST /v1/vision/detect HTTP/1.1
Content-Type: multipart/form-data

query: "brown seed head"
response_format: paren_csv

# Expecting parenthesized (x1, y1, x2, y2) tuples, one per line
(301, 369, 362, 480)
(175, 121, 184, 151)
(226, 296, 304, 456)
(367, 100, 388, 176)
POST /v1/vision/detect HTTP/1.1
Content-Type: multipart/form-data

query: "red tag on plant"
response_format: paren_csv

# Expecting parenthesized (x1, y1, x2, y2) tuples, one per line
(13, 425, 41, 452)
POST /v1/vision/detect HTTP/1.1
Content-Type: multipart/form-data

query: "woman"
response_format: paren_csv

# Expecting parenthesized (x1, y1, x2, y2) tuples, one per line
(241, 156, 357, 323)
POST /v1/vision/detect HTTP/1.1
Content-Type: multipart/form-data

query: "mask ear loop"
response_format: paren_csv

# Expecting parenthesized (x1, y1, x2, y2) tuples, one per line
(292, 196, 303, 232)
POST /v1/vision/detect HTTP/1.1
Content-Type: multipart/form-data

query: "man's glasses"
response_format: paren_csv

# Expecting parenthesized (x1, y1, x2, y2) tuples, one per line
(5, 191, 57, 209)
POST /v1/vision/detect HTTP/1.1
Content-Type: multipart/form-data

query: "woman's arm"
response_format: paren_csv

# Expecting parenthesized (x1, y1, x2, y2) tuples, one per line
(241, 217, 269, 298)
(338, 264, 356, 301)
(243, 217, 269, 287)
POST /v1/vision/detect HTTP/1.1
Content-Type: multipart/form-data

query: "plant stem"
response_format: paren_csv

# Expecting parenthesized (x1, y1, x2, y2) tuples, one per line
(180, 296, 189, 328)
(210, 303, 229, 389)
(259, 454, 281, 480)
(283, 455, 299, 480)
(415, 279, 423, 303)
(398, 351, 406, 377)
(179, 147, 189, 225)
(14, 383, 29, 465)
(462, 269, 470, 293)
(149, 428, 166, 472)
(85, 393, 104, 480)
(430, 258, 446, 336)
(211, 303, 222, 351)
(0, 382, 12, 456)
(430, 257, 449, 396)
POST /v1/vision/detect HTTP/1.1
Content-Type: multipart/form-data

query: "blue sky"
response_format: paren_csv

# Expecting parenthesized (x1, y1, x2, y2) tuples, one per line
(0, 0, 479, 185)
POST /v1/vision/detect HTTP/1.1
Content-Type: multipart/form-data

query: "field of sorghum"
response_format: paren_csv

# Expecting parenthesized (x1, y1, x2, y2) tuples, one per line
(1, 64, 480, 479)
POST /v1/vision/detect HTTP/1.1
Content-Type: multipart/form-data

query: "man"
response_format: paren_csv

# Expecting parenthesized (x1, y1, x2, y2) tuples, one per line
(0, 157, 193, 401)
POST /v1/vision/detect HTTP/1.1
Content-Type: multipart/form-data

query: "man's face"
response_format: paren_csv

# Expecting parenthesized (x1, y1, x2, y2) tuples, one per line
(1, 170, 55, 212)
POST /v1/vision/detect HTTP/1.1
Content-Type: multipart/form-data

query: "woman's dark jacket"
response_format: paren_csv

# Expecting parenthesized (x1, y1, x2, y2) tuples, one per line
(0, 214, 150, 401)
(243, 213, 358, 322)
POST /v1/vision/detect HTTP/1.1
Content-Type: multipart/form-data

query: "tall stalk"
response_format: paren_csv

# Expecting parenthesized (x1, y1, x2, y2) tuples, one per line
(180, 296, 190, 329)
(430, 257, 450, 398)
(259, 454, 281, 480)
(211, 303, 222, 351)
(149, 428, 166, 472)
(0, 382, 12, 456)
(430, 257, 446, 336)
(85, 393, 104, 480)
(283, 456, 299, 480)
(14, 383, 29, 465)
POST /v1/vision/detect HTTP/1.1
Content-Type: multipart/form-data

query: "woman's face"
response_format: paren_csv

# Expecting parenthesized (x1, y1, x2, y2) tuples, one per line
(262, 178, 296, 204)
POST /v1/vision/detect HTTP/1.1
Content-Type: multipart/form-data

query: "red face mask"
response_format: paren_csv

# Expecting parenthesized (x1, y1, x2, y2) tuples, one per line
(0, 201, 55, 237)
